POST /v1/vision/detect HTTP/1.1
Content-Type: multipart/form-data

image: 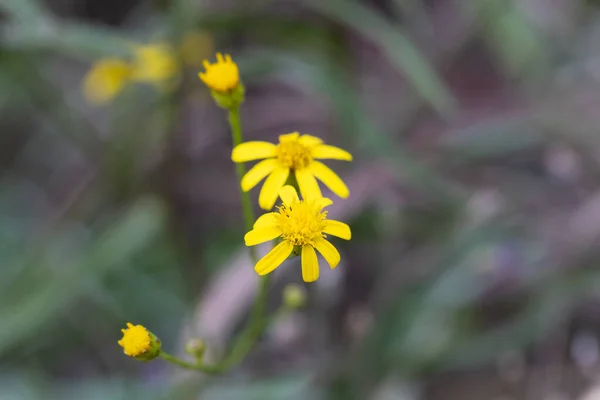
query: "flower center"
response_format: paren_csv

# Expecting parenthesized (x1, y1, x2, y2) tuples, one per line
(276, 141, 313, 169)
(275, 199, 327, 246)
(118, 323, 151, 357)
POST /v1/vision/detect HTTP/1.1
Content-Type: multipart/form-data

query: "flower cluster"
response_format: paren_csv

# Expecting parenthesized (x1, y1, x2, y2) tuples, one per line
(195, 53, 353, 283)
(114, 52, 353, 364)
(83, 32, 213, 105)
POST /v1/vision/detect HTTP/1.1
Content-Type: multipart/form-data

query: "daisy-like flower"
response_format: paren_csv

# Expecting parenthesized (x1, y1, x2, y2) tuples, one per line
(118, 322, 161, 361)
(198, 52, 240, 93)
(244, 185, 351, 282)
(130, 43, 179, 85)
(232, 132, 353, 210)
(83, 58, 132, 104)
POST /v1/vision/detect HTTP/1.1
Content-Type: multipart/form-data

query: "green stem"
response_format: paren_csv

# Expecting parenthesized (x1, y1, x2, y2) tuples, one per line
(160, 104, 276, 375)
(159, 352, 220, 374)
(162, 105, 269, 375)
(228, 107, 258, 262)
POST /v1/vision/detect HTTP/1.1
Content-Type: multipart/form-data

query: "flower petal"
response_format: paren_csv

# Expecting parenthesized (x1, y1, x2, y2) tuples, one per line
(259, 165, 290, 210)
(314, 237, 341, 269)
(295, 168, 322, 200)
(311, 144, 353, 161)
(253, 212, 278, 229)
(232, 142, 277, 162)
(301, 245, 320, 282)
(255, 241, 294, 276)
(278, 132, 300, 143)
(298, 134, 323, 147)
(309, 161, 349, 198)
(244, 227, 282, 246)
(279, 185, 299, 206)
(241, 159, 277, 191)
(320, 198, 333, 208)
(323, 220, 351, 240)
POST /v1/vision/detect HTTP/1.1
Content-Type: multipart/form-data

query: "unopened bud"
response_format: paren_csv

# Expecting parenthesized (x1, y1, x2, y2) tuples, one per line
(283, 284, 307, 309)
(185, 338, 206, 360)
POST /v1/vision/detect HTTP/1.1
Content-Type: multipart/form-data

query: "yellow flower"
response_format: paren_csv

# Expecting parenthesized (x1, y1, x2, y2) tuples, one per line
(82, 58, 132, 104)
(179, 31, 214, 67)
(130, 43, 179, 85)
(244, 185, 351, 282)
(232, 132, 353, 210)
(118, 322, 161, 361)
(198, 52, 240, 92)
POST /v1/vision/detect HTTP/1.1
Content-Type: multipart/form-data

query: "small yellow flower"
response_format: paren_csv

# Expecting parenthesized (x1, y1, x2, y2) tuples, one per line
(198, 52, 240, 93)
(118, 322, 161, 361)
(232, 132, 353, 210)
(179, 31, 214, 67)
(130, 43, 179, 85)
(82, 58, 132, 104)
(244, 185, 351, 282)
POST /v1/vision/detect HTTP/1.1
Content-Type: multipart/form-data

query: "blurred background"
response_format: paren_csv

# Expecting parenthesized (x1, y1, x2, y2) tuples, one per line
(3, 0, 600, 399)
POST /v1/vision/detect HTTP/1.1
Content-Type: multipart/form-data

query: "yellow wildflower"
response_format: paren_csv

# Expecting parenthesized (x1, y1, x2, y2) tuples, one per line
(82, 58, 132, 104)
(130, 43, 179, 85)
(244, 185, 351, 282)
(232, 132, 353, 210)
(118, 322, 161, 361)
(198, 52, 240, 93)
(179, 31, 214, 67)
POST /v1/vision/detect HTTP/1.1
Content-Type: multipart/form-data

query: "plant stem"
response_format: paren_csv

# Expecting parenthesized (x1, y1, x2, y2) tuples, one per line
(161, 103, 275, 375)
(227, 107, 258, 262)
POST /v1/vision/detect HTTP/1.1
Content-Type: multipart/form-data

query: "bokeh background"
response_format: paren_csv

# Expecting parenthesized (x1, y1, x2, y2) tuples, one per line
(4, 0, 600, 399)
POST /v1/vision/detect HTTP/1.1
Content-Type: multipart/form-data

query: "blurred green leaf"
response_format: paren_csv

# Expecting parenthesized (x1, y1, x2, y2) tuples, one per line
(0, 197, 167, 355)
(305, 0, 457, 117)
(202, 375, 319, 400)
(438, 116, 544, 159)
(462, 0, 550, 80)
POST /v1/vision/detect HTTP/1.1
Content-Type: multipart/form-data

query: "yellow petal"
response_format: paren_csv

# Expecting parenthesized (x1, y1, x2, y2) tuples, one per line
(253, 212, 278, 229)
(278, 132, 300, 143)
(314, 237, 341, 269)
(241, 159, 277, 192)
(298, 134, 323, 147)
(301, 245, 320, 282)
(323, 220, 351, 240)
(309, 161, 349, 198)
(320, 198, 333, 208)
(255, 240, 294, 276)
(244, 227, 282, 246)
(232, 142, 277, 162)
(295, 168, 322, 200)
(279, 185, 299, 206)
(259, 165, 290, 210)
(311, 144, 353, 161)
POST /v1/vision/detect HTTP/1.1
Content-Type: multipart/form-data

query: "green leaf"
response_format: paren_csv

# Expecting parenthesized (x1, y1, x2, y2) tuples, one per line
(305, 0, 457, 117)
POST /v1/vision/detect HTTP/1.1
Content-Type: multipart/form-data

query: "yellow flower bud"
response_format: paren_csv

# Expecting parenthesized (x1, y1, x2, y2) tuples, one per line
(198, 52, 244, 109)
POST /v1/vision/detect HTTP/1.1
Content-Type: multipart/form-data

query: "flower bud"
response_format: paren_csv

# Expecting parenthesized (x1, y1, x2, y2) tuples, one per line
(185, 338, 206, 360)
(118, 322, 161, 362)
(283, 283, 307, 309)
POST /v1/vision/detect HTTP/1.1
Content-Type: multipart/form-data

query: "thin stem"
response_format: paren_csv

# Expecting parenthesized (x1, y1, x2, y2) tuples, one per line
(228, 107, 258, 262)
(161, 103, 277, 375)
(159, 352, 220, 374)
